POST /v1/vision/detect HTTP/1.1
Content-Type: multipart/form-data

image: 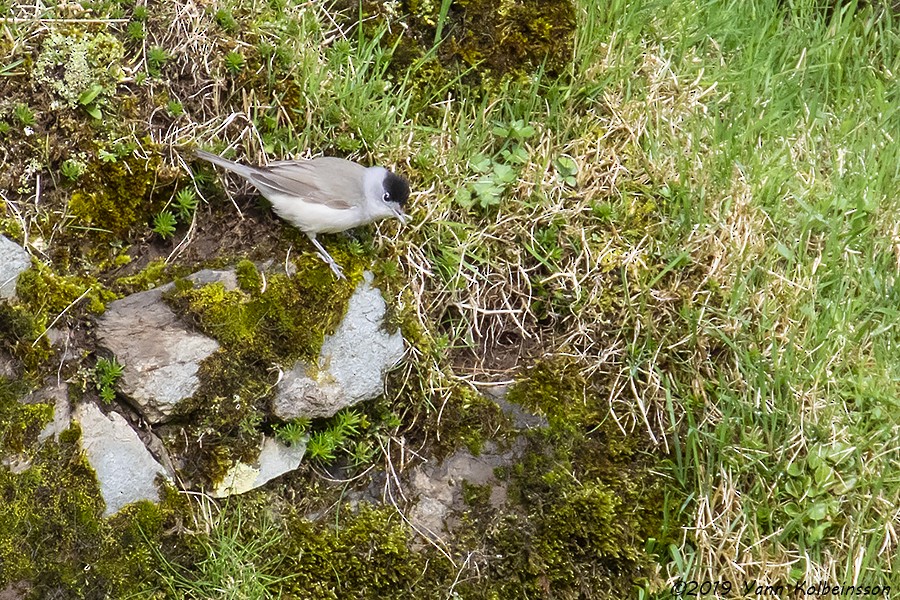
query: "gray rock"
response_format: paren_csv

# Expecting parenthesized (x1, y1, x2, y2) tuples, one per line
(478, 383, 549, 430)
(211, 435, 307, 497)
(408, 441, 523, 540)
(74, 402, 169, 517)
(0, 235, 30, 299)
(29, 381, 72, 442)
(0, 349, 17, 379)
(272, 271, 405, 420)
(96, 270, 234, 424)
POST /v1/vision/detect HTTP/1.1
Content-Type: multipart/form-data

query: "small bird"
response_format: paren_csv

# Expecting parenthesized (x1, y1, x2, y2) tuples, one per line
(195, 148, 409, 279)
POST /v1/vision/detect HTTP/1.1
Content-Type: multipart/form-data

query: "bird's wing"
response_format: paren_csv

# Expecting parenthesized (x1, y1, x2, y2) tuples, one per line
(249, 157, 368, 210)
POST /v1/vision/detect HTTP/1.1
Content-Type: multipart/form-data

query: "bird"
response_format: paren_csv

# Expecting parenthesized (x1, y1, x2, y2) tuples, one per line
(194, 148, 409, 279)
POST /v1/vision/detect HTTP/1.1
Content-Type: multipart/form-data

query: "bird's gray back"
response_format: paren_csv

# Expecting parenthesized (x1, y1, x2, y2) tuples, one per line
(250, 157, 368, 210)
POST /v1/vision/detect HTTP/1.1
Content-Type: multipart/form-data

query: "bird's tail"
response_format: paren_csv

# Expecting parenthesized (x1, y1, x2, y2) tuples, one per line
(194, 149, 258, 179)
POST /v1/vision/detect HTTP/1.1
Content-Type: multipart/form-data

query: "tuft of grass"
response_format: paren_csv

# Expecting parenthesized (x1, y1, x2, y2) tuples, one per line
(13, 103, 34, 126)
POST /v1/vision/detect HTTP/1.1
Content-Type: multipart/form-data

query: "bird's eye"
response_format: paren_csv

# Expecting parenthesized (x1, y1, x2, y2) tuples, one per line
(382, 192, 390, 202)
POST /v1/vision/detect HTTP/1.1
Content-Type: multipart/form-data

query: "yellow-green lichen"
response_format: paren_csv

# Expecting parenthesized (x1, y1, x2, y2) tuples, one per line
(34, 29, 125, 112)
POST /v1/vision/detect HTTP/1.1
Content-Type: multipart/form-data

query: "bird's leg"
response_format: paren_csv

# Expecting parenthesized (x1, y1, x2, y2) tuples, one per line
(307, 233, 346, 280)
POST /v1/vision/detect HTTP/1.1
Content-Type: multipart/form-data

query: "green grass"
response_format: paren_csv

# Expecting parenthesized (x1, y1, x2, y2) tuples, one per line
(0, 0, 897, 596)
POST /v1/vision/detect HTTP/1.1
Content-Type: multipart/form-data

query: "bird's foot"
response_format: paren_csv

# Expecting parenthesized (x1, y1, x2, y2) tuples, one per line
(319, 253, 346, 280)
(307, 234, 346, 280)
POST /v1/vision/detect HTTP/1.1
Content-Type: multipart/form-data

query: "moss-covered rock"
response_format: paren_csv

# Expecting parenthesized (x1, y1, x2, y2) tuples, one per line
(0, 420, 185, 598)
(160, 257, 368, 486)
(443, 360, 676, 598)
(336, 0, 576, 94)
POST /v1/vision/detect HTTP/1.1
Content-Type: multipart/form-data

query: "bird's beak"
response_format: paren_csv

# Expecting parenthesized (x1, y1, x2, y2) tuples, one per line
(393, 207, 408, 225)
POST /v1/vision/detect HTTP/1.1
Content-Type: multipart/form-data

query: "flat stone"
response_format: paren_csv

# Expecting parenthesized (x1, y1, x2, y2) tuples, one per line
(28, 381, 72, 442)
(272, 271, 405, 420)
(0, 235, 30, 299)
(211, 435, 307, 497)
(74, 402, 169, 517)
(408, 442, 522, 540)
(96, 270, 235, 424)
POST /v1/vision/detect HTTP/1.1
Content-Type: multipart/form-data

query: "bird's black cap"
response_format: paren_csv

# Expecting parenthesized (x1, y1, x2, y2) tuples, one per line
(384, 171, 410, 206)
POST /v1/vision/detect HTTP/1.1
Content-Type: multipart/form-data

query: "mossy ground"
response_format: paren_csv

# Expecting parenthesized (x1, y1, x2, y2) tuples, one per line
(159, 256, 367, 486)
(0, 397, 188, 599)
(1, 0, 896, 597)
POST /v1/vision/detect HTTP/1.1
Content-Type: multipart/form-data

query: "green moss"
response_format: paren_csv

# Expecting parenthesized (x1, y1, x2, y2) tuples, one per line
(67, 152, 166, 240)
(169, 256, 364, 365)
(0, 423, 185, 597)
(0, 377, 52, 455)
(235, 258, 263, 293)
(448, 0, 575, 79)
(0, 302, 53, 372)
(113, 258, 173, 294)
(444, 360, 678, 598)
(163, 257, 366, 485)
(277, 503, 433, 599)
(339, 0, 575, 94)
(15, 260, 116, 315)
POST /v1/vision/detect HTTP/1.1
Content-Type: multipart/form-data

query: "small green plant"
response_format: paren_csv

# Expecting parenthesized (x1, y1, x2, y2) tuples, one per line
(60, 158, 87, 181)
(239, 411, 263, 438)
(455, 153, 516, 210)
(98, 148, 118, 163)
(132, 5, 147, 20)
(224, 51, 245, 74)
(555, 156, 578, 187)
(349, 439, 376, 466)
(126, 20, 145, 41)
(94, 357, 124, 404)
(274, 418, 310, 446)
(13, 103, 35, 126)
(492, 119, 536, 141)
(306, 430, 338, 462)
(173, 188, 198, 221)
(147, 46, 170, 77)
(77, 82, 104, 119)
(153, 210, 177, 239)
(304, 409, 368, 464)
(377, 259, 399, 278)
(456, 120, 537, 210)
(166, 99, 184, 117)
(215, 8, 238, 32)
